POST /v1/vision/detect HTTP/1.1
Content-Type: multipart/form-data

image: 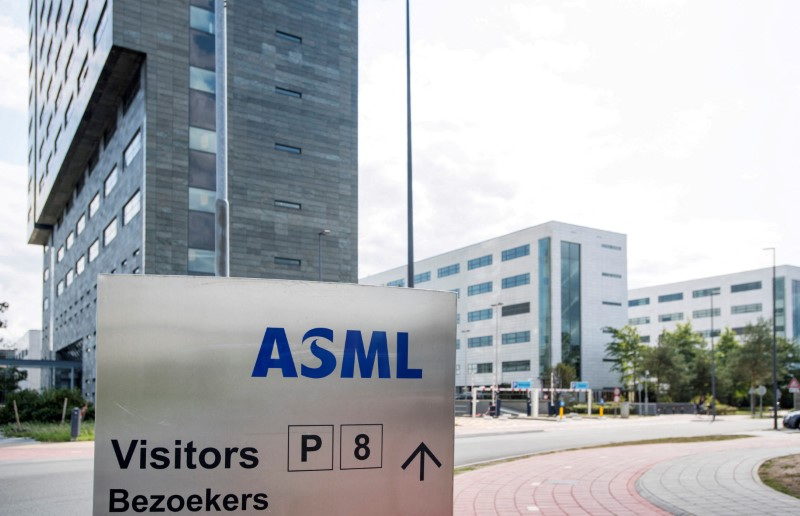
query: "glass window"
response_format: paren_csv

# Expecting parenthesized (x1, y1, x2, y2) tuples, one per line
(468, 336, 492, 349)
(467, 309, 492, 322)
(476, 363, 492, 374)
(189, 29, 215, 70)
(66, 269, 74, 286)
(502, 302, 530, 316)
(602, 301, 622, 306)
(602, 272, 622, 279)
(189, 188, 215, 213)
(501, 273, 530, 289)
(189, 6, 215, 33)
(188, 248, 214, 274)
(93, 1, 108, 49)
(189, 90, 216, 130)
(275, 257, 302, 266)
(628, 297, 649, 307)
(189, 127, 217, 153)
(413, 271, 431, 284)
(658, 293, 683, 303)
(123, 191, 141, 224)
(601, 243, 622, 251)
(387, 279, 405, 287)
(275, 200, 301, 210)
(692, 308, 720, 319)
(629, 316, 650, 325)
(104, 166, 118, 196)
(124, 130, 142, 166)
(692, 287, 721, 298)
(189, 150, 216, 189)
(731, 303, 762, 315)
(76, 255, 85, 275)
(467, 281, 492, 296)
(502, 360, 530, 372)
(57, 245, 64, 262)
(658, 312, 684, 322)
(276, 30, 302, 43)
(731, 281, 761, 293)
(467, 254, 492, 270)
(189, 66, 215, 94)
(275, 86, 302, 98)
(502, 331, 530, 345)
(77, 54, 88, 91)
(57, 280, 64, 296)
(66, 231, 74, 250)
(76, 213, 85, 235)
(437, 263, 459, 278)
(104, 218, 118, 246)
(501, 244, 530, 261)
(188, 211, 214, 249)
(275, 143, 301, 154)
(89, 193, 100, 217)
(89, 239, 100, 262)
(44, 268, 50, 282)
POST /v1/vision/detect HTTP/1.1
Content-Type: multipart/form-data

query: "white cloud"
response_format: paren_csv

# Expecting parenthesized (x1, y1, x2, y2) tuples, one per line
(0, 15, 28, 112)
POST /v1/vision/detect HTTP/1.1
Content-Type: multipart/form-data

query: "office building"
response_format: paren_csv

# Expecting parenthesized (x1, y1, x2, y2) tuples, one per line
(13, 330, 45, 391)
(26, 0, 358, 399)
(360, 222, 628, 390)
(628, 265, 800, 343)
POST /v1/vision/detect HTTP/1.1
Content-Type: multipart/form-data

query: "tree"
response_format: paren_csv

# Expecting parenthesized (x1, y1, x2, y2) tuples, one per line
(641, 334, 686, 402)
(656, 323, 707, 401)
(542, 362, 577, 390)
(733, 319, 800, 407)
(0, 301, 26, 402)
(604, 325, 643, 401)
(712, 327, 741, 406)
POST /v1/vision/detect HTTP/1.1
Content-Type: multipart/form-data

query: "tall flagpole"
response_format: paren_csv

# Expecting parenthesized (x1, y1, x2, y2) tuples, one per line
(406, 0, 414, 288)
(215, 0, 230, 277)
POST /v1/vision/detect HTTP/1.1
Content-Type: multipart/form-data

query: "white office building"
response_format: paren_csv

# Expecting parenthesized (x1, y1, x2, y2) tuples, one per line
(628, 265, 800, 344)
(13, 330, 45, 391)
(360, 221, 627, 390)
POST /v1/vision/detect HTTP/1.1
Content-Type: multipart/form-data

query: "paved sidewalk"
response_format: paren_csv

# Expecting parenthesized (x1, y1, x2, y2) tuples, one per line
(454, 430, 800, 515)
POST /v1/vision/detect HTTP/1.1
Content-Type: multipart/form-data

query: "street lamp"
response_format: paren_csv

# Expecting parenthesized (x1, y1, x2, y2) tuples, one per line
(318, 230, 330, 281)
(764, 247, 778, 430)
(461, 329, 470, 393)
(710, 289, 717, 422)
(491, 302, 503, 403)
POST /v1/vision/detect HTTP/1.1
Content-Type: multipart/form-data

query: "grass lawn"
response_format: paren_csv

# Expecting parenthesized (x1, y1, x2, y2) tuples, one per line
(1, 421, 95, 442)
(760, 454, 800, 500)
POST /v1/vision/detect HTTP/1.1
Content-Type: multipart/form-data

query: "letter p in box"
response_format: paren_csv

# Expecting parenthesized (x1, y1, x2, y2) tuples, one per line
(94, 276, 455, 515)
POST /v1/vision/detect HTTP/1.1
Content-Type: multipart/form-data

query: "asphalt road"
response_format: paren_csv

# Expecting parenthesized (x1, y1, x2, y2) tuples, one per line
(0, 415, 781, 515)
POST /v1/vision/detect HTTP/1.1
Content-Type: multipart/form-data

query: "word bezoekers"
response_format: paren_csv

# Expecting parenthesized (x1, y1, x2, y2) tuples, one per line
(251, 327, 423, 379)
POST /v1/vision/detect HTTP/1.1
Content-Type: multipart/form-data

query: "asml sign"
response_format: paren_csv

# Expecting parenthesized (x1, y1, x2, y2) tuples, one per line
(93, 276, 455, 515)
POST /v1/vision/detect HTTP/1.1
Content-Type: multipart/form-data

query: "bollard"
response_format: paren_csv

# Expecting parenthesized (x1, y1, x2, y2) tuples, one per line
(559, 406, 564, 419)
(70, 407, 81, 442)
(495, 398, 502, 418)
(526, 397, 532, 417)
(599, 405, 604, 417)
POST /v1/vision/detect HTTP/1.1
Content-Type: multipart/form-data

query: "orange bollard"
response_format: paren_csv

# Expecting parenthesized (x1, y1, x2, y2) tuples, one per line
(599, 406, 604, 417)
(559, 406, 564, 419)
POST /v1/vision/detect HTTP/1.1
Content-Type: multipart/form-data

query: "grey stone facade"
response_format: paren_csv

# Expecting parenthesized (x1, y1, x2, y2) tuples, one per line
(28, 0, 358, 400)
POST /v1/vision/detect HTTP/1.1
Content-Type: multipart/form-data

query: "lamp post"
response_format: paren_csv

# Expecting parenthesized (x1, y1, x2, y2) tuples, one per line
(318, 230, 330, 281)
(764, 247, 778, 430)
(644, 369, 649, 416)
(491, 302, 503, 403)
(405, 0, 414, 288)
(461, 329, 470, 394)
(710, 289, 717, 422)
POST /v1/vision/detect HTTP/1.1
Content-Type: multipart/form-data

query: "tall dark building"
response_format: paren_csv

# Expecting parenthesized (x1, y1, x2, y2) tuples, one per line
(27, 0, 358, 399)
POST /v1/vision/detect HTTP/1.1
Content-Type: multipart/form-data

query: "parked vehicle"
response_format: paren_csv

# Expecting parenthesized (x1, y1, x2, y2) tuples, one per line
(782, 410, 800, 429)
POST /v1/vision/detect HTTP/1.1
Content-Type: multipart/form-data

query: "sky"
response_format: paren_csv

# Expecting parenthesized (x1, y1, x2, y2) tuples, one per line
(1, 0, 798, 344)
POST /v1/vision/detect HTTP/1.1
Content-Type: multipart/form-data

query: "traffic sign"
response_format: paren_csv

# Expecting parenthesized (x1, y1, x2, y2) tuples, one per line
(512, 381, 532, 389)
(789, 377, 800, 394)
(756, 385, 767, 396)
(93, 276, 456, 515)
(570, 381, 589, 390)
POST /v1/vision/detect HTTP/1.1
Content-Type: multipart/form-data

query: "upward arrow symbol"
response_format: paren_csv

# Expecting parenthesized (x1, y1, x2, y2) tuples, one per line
(401, 442, 442, 481)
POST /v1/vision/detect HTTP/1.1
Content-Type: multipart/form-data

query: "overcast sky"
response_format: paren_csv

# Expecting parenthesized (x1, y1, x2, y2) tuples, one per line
(1, 0, 797, 343)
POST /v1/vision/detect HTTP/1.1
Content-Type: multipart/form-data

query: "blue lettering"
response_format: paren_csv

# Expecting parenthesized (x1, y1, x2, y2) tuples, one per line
(341, 330, 391, 379)
(301, 328, 336, 379)
(251, 327, 298, 377)
(396, 332, 422, 379)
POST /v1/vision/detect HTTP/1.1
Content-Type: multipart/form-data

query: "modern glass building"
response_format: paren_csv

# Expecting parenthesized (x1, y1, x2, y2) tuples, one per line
(360, 221, 628, 390)
(27, 0, 358, 399)
(628, 265, 800, 344)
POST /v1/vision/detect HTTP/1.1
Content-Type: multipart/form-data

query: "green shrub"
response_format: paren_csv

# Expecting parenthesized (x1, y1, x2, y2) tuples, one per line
(0, 388, 91, 424)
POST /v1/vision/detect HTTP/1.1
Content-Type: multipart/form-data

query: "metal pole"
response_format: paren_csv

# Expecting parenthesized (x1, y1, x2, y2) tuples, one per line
(764, 248, 778, 430)
(710, 291, 716, 422)
(215, 0, 230, 277)
(405, 0, 414, 288)
(491, 302, 503, 401)
(318, 230, 330, 281)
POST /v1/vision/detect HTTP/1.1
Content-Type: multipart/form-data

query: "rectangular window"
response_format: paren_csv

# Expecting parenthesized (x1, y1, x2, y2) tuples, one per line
(104, 166, 118, 196)
(275, 257, 301, 266)
(93, 1, 108, 49)
(658, 312, 684, 322)
(44, 268, 50, 282)
(437, 263, 459, 278)
(123, 191, 141, 224)
(189, 66, 216, 94)
(502, 331, 530, 345)
(501, 244, 530, 261)
(66, 231, 74, 250)
(467, 254, 492, 270)
(76, 255, 85, 275)
(66, 269, 74, 287)
(502, 360, 530, 372)
(189, 29, 215, 70)
(658, 292, 683, 303)
(731, 281, 761, 293)
(467, 281, 492, 296)
(189, 127, 217, 154)
(189, 149, 216, 190)
(276, 30, 302, 43)
(275, 143, 301, 154)
(629, 297, 650, 307)
(124, 130, 143, 166)
(731, 303, 762, 315)
(413, 271, 431, 284)
(602, 301, 622, 306)
(189, 187, 215, 213)
(502, 273, 530, 289)
(189, 90, 216, 130)
(629, 316, 650, 325)
(104, 218, 118, 245)
(640, 335, 651, 343)
(476, 363, 492, 374)
(387, 279, 405, 287)
(88, 239, 100, 262)
(602, 272, 622, 279)
(77, 54, 88, 92)
(275, 86, 302, 98)
(502, 302, 530, 316)
(692, 308, 721, 319)
(189, 6, 215, 34)
(89, 193, 100, 218)
(64, 95, 73, 125)
(188, 211, 214, 249)
(57, 280, 64, 296)
(692, 287, 721, 298)
(601, 243, 622, 250)
(274, 200, 301, 210)
(57, 245, 64, 262)
(467, 309, 492, 322)
(468, 336, 492, 349)
(188, 248, 214, 275)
